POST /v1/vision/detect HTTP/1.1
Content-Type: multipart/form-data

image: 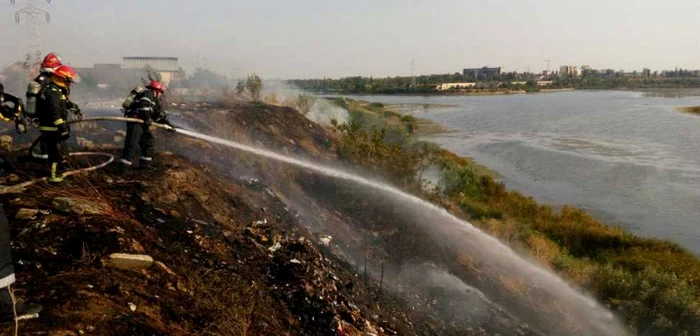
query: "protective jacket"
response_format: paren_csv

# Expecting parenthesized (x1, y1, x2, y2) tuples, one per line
(36, 82, 69, 132)
(34, 73, 79, 115)
(125, 90, 167, 124)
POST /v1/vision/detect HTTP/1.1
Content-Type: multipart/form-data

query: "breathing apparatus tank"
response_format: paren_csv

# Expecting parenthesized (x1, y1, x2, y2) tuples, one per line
(122, 86, 146, 111)
(24, 81, 42, 118)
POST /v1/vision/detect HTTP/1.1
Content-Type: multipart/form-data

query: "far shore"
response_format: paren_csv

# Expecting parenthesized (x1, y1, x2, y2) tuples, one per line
(324, 88, 577, 97)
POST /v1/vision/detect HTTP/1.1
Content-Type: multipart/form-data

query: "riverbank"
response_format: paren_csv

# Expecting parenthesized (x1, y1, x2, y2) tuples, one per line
(675, 105, 700, 114)
(331, 97, 700, 335)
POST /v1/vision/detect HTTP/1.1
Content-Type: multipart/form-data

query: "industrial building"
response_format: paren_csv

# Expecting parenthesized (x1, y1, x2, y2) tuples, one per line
(122, 57, 184, 85)
(463, 66, 503, 80)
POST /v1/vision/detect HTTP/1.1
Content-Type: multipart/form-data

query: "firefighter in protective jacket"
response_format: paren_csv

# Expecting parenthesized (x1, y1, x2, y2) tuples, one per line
(36, 65, 79, 183)
(30, 53, 82, 160)
(121, 80, 174, 169)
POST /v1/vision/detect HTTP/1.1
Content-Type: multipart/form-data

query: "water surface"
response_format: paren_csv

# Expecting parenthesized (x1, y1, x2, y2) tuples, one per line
(348, 91, 700, 254)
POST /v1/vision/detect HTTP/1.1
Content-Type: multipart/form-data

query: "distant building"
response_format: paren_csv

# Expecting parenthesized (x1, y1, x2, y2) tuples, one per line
(463, 66, 503, 80)
(436, 82, 477, 91)
(122, 57, 184, 85)
(75, 63, 141, 90)
(559, 65, 580, 78)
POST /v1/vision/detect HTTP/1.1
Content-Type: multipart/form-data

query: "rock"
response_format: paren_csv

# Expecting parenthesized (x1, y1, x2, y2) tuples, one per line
(0, 135, 12, 152)
(154, 261, 176, 276)
(53, 197, 109, 215)
(76, 137, 95, 150)
(103, 253, 154, 271)
(16, 208, 39, 220)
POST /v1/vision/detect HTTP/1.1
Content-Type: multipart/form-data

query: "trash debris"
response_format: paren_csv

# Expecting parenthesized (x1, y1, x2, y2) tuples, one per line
(154, 261, 177, 276)
(128, 303, 137, 312)
(319, 235, 332, 246)
(15, 208, 39, 220)
(290, 258, 301, 264)
(52, 197, 109, 215)
(268, 242, 282, 253)
(103, 254, 154, 271)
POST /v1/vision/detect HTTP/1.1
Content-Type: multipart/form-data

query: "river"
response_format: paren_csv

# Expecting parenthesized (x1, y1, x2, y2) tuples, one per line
(346, 91, 700, 255)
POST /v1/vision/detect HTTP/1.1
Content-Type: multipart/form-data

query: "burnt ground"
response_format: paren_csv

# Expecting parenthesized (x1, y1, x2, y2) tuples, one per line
(0, 102, 538, 336)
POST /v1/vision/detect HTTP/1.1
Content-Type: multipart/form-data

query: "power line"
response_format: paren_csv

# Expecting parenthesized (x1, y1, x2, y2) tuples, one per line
(11, 0, 51, 64)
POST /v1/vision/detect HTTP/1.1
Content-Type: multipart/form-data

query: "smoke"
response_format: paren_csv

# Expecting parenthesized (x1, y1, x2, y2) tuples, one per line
(261, 80, 349, 126)
(306, 98, 349, 126)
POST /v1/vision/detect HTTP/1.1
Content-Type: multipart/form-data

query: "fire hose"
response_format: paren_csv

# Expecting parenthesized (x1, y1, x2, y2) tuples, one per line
(0, 117, 174, 195)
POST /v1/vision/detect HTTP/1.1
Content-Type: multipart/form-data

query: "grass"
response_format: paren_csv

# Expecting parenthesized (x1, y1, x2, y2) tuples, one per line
(331, 97, 700, 335)
(675, 106, 700, 115)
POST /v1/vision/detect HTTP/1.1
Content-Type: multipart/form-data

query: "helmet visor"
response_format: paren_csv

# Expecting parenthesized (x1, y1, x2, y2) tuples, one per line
(69, 73, 81, 84)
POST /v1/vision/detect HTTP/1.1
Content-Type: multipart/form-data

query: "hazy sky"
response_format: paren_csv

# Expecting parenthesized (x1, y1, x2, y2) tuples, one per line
(1, 0, 700, 78)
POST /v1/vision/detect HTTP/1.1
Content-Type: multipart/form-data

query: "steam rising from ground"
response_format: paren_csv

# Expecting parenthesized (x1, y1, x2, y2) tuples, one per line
(262, 80, 349, 126)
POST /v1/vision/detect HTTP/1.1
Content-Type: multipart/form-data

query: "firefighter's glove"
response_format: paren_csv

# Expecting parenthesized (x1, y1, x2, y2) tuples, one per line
(71, 108, 83, 120)
(57, 123, 71, 140)
(67, 102, 82, 120)
(161, 119, 176, 132)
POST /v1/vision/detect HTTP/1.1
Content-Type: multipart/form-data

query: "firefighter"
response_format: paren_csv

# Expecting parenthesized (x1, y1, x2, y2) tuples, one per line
(0, 205, 42, 321)
(120, 80, 174, 169)
(0, 83, 24, 125)
(36, 65, 79, 183)
(30, 53, 81, 160)
(0, 87, 42, 321)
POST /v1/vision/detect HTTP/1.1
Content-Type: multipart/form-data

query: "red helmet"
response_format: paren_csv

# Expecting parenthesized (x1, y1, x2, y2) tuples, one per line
(52, 65, 80, 84)
(41, 53, 62, 70)
(147, 80, 165, 93)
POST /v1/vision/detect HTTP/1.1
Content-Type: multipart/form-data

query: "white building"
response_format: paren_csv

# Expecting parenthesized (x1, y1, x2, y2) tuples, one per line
(559, 65, 580, 78)
(436, 82, 477, 91)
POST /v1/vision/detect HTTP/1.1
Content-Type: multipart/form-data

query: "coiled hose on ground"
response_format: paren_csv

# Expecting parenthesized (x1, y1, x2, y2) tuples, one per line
(0, 117, 173, 195)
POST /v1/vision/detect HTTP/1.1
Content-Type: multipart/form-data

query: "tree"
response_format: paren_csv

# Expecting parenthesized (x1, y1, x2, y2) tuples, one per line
(236, 74, 263, 102)
(295, 93, 316, 115)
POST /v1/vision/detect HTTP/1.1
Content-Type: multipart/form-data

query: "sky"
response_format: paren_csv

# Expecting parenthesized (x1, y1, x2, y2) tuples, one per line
(1, 0, 700, 79)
